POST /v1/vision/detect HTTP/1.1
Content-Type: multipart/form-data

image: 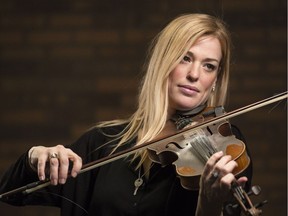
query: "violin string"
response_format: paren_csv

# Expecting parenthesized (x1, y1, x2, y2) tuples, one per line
(189, 131, 208, 163)
(196, 136, 211, 161)
(232, 182, 245, 201)
(190, 143, 207, 164)
(201, 135, 217, 156)
(189, 130, 217, 163)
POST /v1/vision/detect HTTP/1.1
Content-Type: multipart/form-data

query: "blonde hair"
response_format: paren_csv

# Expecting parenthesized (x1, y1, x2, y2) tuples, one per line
(97, 13, 231, 166)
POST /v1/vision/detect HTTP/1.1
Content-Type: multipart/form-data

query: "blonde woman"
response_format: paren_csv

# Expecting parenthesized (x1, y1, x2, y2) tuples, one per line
(0, 14, 252, 216)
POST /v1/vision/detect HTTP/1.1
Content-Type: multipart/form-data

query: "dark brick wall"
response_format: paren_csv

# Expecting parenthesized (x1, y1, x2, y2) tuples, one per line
(0, 0, 286, 215)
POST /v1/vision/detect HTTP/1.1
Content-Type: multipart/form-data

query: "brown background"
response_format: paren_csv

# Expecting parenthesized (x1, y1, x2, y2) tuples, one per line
(0, 0, 286, 215)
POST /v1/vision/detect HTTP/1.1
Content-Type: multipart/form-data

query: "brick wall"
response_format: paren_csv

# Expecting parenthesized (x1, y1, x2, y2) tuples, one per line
(0, 0, 286, 215)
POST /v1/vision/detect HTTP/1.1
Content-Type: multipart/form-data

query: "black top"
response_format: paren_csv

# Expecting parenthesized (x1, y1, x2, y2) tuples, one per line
(0, 124, 252, 216)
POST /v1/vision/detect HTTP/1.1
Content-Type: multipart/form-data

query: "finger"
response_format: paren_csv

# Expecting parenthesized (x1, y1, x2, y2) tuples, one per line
(203, 151, 224, 177)
(49, 153, 60, 185)
(37, 152, 49, 181)
(207, 155, 232, 181)
(216, 157, 238, 175)
(225, 160, 238, 174)
(214, 155, 232, 167)
(66, 149, 82, 178)
(236, 176, 248, 188)
(57, 152, 70, 184)
(220, 173, 235, 191)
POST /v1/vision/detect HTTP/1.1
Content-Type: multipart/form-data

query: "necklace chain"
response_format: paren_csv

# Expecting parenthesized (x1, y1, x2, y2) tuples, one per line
(133, 163, 154, 196)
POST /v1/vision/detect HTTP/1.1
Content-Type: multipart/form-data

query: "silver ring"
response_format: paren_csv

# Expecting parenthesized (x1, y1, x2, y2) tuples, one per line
(49, 152, 58, 159)
(211, 171, 219, 179)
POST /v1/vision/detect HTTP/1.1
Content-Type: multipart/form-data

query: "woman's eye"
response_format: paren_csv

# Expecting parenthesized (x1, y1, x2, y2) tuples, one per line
(182, 55, 191, 63)
(204, 63, 216, 71)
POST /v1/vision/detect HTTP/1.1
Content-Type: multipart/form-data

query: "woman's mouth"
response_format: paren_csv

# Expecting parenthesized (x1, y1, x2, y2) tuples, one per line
(179, 85, 200, 96)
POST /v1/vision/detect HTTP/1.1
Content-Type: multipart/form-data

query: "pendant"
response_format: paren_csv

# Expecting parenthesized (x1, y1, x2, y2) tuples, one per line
(133, 178, 143, 195)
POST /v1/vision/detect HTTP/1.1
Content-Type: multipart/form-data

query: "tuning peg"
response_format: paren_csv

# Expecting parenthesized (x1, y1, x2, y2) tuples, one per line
(255, 200, 268, 208)
(247, 185, 261, 196)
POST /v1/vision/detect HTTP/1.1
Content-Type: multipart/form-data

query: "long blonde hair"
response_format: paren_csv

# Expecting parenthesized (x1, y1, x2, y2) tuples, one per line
(97, 13, 232, 166)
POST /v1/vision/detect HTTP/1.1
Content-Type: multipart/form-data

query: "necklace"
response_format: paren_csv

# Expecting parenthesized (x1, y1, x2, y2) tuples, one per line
(133, 163, 154, 196)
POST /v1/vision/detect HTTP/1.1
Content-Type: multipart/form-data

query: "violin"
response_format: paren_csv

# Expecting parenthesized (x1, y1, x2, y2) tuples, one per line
(148, 106, 250, 190)
(148, 106, 262, 215)
(0, 91, 287, 215)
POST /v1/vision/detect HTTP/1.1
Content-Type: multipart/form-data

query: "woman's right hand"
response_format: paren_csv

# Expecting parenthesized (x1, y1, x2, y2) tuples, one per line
(28, 145, 82, 185)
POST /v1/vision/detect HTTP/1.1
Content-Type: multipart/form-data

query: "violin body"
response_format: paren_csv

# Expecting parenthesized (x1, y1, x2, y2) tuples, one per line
(147, 107, 251, 190)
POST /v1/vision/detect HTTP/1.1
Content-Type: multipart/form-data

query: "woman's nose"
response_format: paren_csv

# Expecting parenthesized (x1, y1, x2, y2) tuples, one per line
(187, 64, 200, 81)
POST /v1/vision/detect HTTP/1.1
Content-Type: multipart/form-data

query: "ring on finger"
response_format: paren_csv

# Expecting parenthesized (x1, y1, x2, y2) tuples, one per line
(210, 171, 219, 179)
(49, 152, 58, 159)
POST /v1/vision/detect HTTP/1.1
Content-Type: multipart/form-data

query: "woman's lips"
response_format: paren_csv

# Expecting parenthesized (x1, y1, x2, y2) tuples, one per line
(179, 85, 200, 96)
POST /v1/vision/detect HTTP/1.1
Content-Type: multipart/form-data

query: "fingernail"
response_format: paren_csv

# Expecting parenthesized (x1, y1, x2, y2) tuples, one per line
(39, 175, 45, 181)
(218, 151, 223, 156)
(71, 171, 77, 178)
(59, 178, 66, 184)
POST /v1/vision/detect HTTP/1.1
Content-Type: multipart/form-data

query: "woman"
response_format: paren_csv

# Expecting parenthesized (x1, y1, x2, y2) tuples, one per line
(0, 13, 252, 216)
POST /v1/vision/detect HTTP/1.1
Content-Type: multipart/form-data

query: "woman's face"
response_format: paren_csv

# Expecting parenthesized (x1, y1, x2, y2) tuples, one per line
(168, 36, 222, 114)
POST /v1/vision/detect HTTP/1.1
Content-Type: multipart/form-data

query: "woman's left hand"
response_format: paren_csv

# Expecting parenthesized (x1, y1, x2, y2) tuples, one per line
(196, 151, 248, 216)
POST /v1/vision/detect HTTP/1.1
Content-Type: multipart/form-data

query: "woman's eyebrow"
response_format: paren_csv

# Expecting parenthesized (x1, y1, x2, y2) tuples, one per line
(186, 51, 220, 63)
